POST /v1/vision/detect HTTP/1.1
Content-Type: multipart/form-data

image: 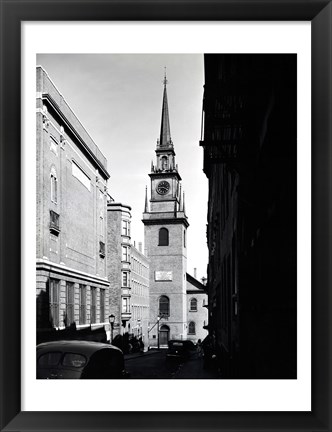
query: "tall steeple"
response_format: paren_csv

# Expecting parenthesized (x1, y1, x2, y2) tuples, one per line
(144, 69, 188, 225)
(159, 67, 172, 148)
(142, 70, 189, 348)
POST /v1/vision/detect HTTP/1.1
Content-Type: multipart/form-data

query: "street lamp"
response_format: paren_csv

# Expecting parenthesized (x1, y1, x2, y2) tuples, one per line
(157, 316, 161, 350)
(109, 314, 115, 343)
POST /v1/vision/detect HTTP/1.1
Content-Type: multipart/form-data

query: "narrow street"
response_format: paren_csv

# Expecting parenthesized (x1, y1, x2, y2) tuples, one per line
(125, 350, 220, 379)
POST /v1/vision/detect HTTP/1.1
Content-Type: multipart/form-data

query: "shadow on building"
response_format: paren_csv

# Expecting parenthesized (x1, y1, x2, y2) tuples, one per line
(36, 281, 107, 345)
(201, 54, 297, 379)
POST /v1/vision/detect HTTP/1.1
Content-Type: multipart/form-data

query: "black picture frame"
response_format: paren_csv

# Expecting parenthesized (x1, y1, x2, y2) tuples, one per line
(0, 1, 331, 431)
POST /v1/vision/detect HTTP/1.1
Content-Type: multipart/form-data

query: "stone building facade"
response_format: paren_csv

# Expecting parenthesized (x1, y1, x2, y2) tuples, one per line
(186, 273, 208, 343)
(36, 66, 110, 333)
(130, 242, 150, 350)
(200, 54, 297, 378)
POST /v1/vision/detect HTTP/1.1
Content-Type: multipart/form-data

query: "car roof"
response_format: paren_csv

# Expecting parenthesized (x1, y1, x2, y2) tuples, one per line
(168, 339, 195, 344)
(37, 340, 122, 355)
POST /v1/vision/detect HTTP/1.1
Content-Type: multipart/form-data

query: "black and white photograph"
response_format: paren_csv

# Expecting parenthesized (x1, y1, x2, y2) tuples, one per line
(36, 52, 297, 381)
(5, 6, 332, 428)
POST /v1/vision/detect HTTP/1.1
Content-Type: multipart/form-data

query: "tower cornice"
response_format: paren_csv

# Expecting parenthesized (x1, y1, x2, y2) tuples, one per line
(155, 147, 176, 155)
(149, 172, 182, 181)
(142, 216, 189, 228)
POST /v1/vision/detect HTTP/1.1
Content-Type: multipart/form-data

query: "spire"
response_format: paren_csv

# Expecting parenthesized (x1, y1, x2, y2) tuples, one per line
(159, 67, 172, 147)
(144, 186, 149, 212)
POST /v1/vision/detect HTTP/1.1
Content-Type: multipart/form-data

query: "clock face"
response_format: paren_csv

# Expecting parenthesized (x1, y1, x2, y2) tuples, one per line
(156, 180, 170, 195)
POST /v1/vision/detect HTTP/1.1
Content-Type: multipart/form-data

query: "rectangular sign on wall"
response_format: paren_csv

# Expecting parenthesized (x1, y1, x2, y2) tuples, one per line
(155, 271, 172, 281)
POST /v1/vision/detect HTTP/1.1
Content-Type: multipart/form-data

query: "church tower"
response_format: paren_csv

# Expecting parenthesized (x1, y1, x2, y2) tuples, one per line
(143, 71, 189, 347)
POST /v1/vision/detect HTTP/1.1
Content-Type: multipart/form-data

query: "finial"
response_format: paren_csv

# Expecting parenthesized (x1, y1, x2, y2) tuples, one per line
(144, 186, 149, 213)
(179, 184, 182, 209)
(163, 66, 168, 86)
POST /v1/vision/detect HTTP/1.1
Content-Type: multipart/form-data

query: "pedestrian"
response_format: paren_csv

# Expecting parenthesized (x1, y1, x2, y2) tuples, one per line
(197, 339, 203, 357)
(139, 337, 144, 353)
(202, 335, 213, 369)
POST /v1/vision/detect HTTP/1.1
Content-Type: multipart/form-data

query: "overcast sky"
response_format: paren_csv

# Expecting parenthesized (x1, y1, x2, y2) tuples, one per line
(37, 54, 208, 280)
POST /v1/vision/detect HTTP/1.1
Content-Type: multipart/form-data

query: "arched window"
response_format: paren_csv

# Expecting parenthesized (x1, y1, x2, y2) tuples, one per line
(190, 298, 197, 311)
(161, 156, 168, 170)
(159, 295, 170, 317)
(50, 167, 58, 204)
(159, 228, 169, 246)
(188, 321, 196, 334)
(184, 230, 186, 247)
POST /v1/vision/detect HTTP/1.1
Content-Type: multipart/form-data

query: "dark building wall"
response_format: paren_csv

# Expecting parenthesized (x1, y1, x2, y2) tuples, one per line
(201, 54, 297, 378)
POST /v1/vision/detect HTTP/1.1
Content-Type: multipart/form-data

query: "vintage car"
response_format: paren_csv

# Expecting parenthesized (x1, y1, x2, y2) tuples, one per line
(166, 339, 197, 360)
(37, 340, 128, 379)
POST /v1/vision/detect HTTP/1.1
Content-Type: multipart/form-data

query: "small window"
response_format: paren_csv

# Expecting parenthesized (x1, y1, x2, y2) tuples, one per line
(91, 287, 96, 324)
(188, 321, 196, 335)
(159, 295, 170, 317)
(122, 246, 130, 262)
(122, 219, 130, 236)
(190, 298, 197, 311)
(49, 210, 60, 235)
(184, 230, 186, 248)
(79, 284, 86, 325)
(122, 297, 130, 313)
(99, 241, 105, 258)
(100, 289, 105, 323)
(159, 228, 169, 246)
(122, 272, 129, 287)
(161, 156, 168, 170)
(66, 282, 75, 326)
(49, 278, 60, 327)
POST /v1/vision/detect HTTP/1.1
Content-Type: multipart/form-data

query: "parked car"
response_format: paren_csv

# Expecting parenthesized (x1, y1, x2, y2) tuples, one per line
(37, 340, 129, 379)
(166, 339, 197, 360)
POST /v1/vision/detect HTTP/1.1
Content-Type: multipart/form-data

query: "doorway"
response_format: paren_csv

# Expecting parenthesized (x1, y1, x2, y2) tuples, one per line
(159, 325, 170, 346)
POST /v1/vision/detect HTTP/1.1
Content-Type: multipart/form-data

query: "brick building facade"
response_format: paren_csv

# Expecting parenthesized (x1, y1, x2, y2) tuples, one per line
(36, 67, 110, 333)
(130, 242, 150, 350)
(107, 202, 132, 339)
